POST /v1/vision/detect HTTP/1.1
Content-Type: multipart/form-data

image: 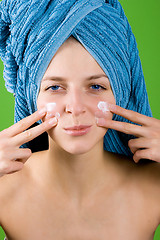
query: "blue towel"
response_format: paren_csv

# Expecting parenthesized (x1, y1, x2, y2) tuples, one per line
(0, 0, 152, 156)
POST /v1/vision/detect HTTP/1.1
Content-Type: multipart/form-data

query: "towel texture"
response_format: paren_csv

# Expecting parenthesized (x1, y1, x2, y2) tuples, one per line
(0, 0, 152, 156)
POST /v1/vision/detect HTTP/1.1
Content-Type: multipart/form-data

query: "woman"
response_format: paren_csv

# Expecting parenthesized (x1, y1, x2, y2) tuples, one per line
(0, 0, 160, 239)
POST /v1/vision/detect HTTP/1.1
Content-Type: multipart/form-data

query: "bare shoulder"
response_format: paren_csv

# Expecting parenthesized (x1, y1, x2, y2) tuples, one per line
(137, 160, 160, 224)
(122, 154, 160, 196)
(138, 160, 160, 199)
(116, 152, 160, 187)
(122, 155, 160, 223)
(134, 160, 160, 193)
(0, 150, 43, 226)
(119, 154, 160, 225)
(0, 164, 28, 224)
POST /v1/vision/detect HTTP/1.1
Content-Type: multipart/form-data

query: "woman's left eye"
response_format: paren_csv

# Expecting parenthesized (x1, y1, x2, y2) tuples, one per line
(46, 85, 61, 91)
(90, 84, 106, 90)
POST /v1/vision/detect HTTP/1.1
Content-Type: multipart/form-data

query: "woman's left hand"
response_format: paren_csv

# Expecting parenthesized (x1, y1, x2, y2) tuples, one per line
(96, 104, 160, 163)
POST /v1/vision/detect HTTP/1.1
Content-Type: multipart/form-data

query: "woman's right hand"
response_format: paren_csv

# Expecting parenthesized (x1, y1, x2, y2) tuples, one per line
(0, 108, 58, 177)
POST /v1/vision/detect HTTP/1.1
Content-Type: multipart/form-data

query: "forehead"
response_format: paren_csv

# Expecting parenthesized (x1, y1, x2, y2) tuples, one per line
(42, 36, 109, 83)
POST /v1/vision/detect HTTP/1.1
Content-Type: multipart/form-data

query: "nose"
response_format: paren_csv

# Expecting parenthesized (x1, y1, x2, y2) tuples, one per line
(65, 88, 86, 116)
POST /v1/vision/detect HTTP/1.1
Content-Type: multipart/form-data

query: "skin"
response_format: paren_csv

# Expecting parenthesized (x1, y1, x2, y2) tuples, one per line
(0, 36, 160, 240)
(97, 104, 160, 163)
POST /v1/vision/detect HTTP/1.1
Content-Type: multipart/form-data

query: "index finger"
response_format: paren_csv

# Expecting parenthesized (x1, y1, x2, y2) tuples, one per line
(5, 108, 47, 137)
(109, 104, 153, 126)
(97, 118, 146, 137)
(14, 117, 58, 147)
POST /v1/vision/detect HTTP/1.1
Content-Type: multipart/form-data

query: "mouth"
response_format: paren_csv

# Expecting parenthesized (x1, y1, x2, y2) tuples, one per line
(63, 125, 92, 136)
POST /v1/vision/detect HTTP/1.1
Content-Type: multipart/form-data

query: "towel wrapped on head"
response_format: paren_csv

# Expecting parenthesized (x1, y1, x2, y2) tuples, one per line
(0, 0, 152, 156)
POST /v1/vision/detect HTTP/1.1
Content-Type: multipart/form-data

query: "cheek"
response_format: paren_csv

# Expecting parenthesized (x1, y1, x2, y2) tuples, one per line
(86, 97, 114, 120)
(37, 95, 64, 121)
(37, 92, 47, 110)
(37, 91, 115, 122)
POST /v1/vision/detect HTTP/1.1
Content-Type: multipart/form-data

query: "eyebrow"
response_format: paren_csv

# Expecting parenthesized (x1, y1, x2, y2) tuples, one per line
(42, 74, 109, 82)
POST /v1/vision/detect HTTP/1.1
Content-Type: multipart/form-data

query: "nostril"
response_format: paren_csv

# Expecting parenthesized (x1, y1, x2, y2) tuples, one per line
(65, 104, 73, 113)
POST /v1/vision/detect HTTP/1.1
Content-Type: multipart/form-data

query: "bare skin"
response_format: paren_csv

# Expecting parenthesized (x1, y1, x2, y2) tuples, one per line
(0, 147, 160, 240)
(0, 107, 160, 240)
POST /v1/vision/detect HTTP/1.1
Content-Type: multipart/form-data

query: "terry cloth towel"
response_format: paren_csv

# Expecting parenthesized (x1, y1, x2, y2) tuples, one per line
(0, 0, 152, 156)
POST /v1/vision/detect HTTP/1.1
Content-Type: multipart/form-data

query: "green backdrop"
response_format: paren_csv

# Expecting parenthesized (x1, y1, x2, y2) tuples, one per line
(0, 0, 160, 239)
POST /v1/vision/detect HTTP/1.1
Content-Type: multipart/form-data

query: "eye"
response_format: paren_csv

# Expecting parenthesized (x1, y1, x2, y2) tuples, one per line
(46, 85, 61, 91)
(90, 84, 106, 91)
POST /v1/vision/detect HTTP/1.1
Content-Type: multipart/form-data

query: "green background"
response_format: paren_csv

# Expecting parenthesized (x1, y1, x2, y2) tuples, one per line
(0, 0, 160, 239)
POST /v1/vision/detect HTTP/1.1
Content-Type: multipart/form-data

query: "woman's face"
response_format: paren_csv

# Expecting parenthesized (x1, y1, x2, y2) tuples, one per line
(37, 37, 116, 154)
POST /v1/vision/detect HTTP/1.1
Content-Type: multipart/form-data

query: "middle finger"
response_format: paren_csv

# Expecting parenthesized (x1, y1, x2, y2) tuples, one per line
(108, 104, 154, 127)
(6, 108, 47, 137)
(13, 117, 58, 146)
(96, 118, 148, 137)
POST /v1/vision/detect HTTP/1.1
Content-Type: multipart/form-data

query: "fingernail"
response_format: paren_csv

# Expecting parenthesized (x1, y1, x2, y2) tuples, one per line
(55, 112, 60, 119)
(46, 112, 60, 120)
(95, 117, 99, 124)
(48, 118, 58, 125)
(96, 118, 105, 126)
(46, 113, 55, 119)
(39, 108, 47, 116)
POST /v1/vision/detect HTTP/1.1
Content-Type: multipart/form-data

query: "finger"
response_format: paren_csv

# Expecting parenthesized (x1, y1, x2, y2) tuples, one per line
(14, 117, 58, 146)
(96, 118, 148, 137)
(7, 161, 24, 174)
(128, 138, 151, 154)
(108, 104, 155, 127)
(0, 160, 24, 175)
(95, 110, 111, 118)
(5, 108, 47, 137)
(11, 148, 32, 163)
(133, 149, 158, 163)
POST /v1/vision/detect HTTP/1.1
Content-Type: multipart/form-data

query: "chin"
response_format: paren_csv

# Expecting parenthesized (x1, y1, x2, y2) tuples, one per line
(48, 125, 107, 155)
(50, 136, 105, 156)
(60, 143, 94, 155)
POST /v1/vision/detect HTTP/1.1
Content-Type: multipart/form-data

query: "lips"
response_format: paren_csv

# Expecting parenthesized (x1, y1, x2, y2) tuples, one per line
(63, 125, 92, 136)
(64, 125, 91, 130)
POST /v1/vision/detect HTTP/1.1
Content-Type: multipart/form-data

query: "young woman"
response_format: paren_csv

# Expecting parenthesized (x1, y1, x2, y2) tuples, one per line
(0, 0, 160, 239)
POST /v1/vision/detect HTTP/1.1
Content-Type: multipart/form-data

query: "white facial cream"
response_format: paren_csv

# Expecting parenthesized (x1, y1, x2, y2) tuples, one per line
(97, 101, 110, 113)
(46, 102, 56, 112)
(45, 102, 61, 119)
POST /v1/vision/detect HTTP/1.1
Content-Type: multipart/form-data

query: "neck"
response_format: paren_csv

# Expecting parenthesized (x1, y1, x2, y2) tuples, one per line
(42, 138, 118, 205)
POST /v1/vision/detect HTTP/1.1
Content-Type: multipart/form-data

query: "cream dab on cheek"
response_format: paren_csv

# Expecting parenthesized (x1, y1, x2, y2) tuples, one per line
(46, 102, 56, 112)
(45, 102, 60, 119)
(97, 101, 110, 113)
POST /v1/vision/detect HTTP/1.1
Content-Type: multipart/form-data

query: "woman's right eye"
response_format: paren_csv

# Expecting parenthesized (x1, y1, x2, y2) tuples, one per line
(46, 85, 61, 91)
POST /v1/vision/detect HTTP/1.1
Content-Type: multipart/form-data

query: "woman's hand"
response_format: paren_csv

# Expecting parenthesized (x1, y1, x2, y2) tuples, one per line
(96, 104, 160, 163)
(0, 108, 58, 177)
